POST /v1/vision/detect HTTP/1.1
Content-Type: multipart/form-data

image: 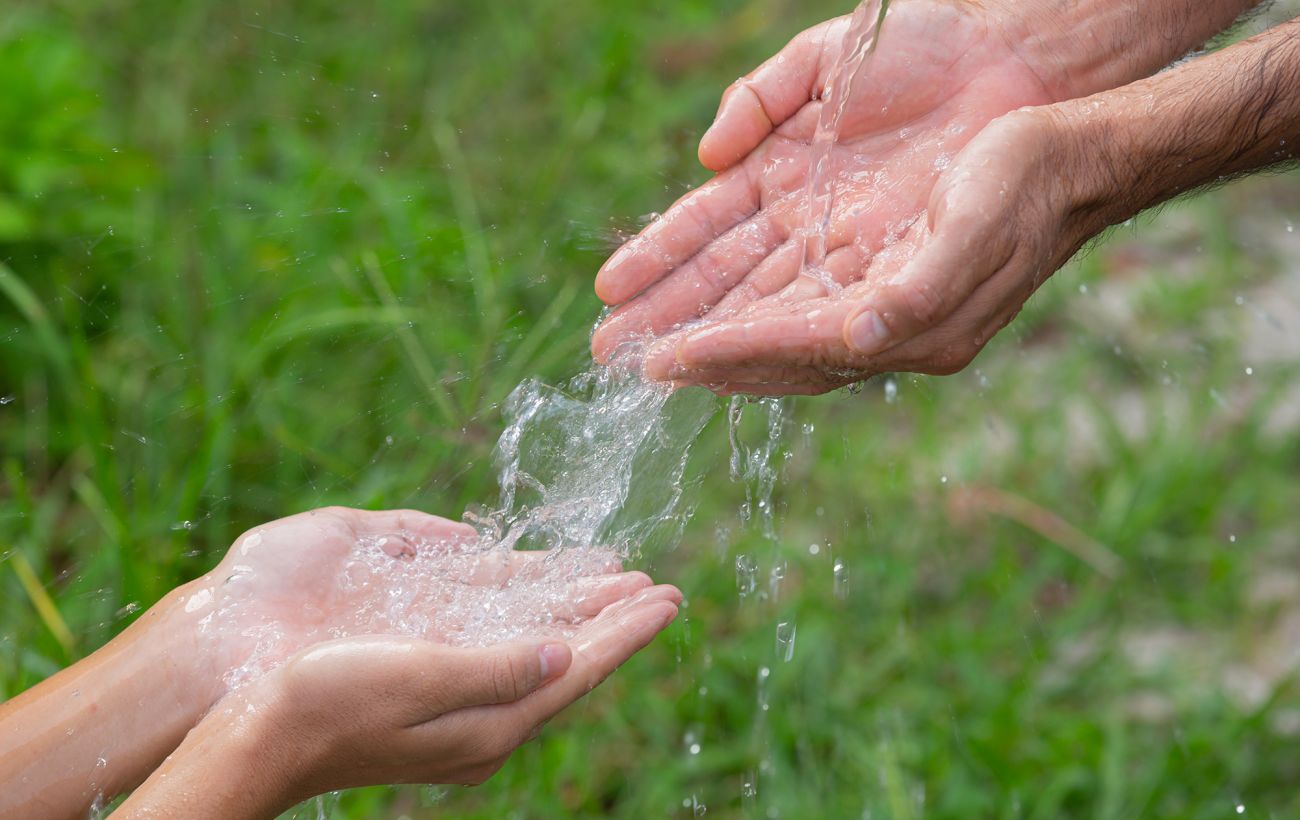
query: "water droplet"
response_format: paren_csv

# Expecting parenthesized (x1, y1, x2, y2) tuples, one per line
(833, 559, 849, 600)
(883, 375, 898, 404)
(736, 554, 758, 598)
(768, 560, 787, 602)
(1229, 534, 1237, 544)
(1245, 366, 1254, 376)
(0, 395, 14, 405)
(775, 621, 797, 662)
(808, 542, 821, 555)
(940, 475, 949, 484)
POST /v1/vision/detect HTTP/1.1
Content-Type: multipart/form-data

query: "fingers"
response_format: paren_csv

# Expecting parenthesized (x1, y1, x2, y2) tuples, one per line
(647, 354, 838, 388)
(698, 19, 842, 172)
(413, 640, 575, 713)
(507, 585, 682, 727)
(659, 199, 1003, 375)
(556, 572, 655, 620)
(595, 167, 761, 306)
(708, 240, 803, 317)
(591, 215, 785, 362)
(866, 252, 1034, 376)
(841, 205, 1008, 359)
(671, 294, 857, 370)
(700, 380, 846, 397)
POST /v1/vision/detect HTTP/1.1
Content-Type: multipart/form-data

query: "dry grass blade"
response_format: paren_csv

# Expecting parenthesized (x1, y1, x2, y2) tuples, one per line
(948, 485, 1124, 579)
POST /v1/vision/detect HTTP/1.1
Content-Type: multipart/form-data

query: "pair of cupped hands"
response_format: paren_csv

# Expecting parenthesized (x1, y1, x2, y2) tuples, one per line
(593, 1, 1114, 394)
(0, 507, 679, 819)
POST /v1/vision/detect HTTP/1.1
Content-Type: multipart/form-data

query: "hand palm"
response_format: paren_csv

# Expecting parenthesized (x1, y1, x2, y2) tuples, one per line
(592, 3, 1052, 389)
(195, 508, 645, 686)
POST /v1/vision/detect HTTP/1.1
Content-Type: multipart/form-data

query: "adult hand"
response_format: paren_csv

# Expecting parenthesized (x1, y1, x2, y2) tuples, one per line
(639, 107, 1101, 394)
(114, 585, 682, 819)
(591, 0, 1258, 394)
(591, 1, 1057, 375)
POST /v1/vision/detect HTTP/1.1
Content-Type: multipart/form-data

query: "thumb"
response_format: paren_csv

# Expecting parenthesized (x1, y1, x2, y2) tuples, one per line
(699, 19, 837, 172)
(428, 641, 573, 711)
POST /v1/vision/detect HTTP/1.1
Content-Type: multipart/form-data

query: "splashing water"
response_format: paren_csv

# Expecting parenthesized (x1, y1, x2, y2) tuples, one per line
(800, 0, 891, 289)
(472, 360, 717, 555)
(215, 354, 728, 688)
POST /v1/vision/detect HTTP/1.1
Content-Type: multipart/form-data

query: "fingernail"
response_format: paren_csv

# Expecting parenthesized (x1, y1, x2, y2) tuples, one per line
(538, 643, 572, 680)
(848, 309, 889, 354)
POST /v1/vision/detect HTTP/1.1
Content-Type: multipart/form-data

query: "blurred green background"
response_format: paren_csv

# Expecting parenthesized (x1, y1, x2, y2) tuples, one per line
(3, 0, 1300, 817)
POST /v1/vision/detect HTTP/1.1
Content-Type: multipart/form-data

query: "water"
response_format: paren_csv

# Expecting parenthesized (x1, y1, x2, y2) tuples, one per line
(798, 0, 891, 288)
(833, 558, 850, 600)
(473, 360, 716, 556)
(728, 397, 788, 537)
(774, 620, 797, 662)
(212, 353, 731, 689)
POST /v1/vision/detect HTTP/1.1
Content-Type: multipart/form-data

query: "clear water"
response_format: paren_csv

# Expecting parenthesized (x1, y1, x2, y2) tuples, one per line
(214, 351, 765, 688)
(799, 0, 891, 290)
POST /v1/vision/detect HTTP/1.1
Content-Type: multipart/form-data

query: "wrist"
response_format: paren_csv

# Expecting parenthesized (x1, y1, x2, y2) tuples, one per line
(987, 0, 1258, 100)
(115, 680, 311, 820)
(150, 578, 230, 715)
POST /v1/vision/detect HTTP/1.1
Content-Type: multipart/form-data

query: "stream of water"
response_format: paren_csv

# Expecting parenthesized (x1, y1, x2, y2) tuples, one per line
(800, 0, 890, 289)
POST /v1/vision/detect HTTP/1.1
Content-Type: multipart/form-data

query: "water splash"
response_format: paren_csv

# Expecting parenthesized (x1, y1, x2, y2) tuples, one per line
(799, 0, 891, 289)
(474, 360, 716, 556)
(217, 354, 720, 688)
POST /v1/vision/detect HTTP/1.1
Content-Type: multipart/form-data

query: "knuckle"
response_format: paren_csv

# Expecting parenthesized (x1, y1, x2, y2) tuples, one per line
(490, 652, 531, 703)
(683, 197, 718, 238)
(490, 656, 513, 703)
(895, 280, 948, 327)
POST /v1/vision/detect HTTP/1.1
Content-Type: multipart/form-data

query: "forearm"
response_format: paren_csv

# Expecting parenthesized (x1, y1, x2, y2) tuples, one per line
(113, 694, 304, 820)
(995, 0, 1263, 98)
(0, 583, 220, 819)
(1057, 17, 1300, 228)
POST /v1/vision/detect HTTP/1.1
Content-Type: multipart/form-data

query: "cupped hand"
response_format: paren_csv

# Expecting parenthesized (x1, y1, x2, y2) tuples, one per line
(590, 2, 1063, 392)
(258, 584, 681, 793)
(635, 108, 1106, 393)
(185, 507, 654, 690)
(115, 583, 682, 817)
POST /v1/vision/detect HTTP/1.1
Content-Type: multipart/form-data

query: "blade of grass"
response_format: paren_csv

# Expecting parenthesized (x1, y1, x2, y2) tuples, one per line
(433, 120, 502, 414)
(8, 549, 76, 659)
(356, 253, 460, 425)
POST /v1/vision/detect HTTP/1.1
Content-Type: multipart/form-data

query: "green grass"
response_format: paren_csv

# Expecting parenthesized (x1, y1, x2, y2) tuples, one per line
(4, 0, 1300, 817)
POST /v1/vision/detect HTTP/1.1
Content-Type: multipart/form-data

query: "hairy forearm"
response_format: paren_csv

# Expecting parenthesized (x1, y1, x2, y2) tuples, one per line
(995, 0, 1264, 98)
(1059, 17, 1300, 228)
(0, 584, 219, 819)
